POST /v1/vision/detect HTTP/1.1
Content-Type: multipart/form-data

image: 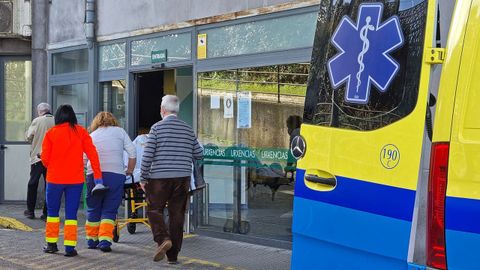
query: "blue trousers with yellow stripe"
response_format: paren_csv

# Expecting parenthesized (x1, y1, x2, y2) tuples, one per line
(45, 183, 83, 251)
(85, 172, 125, 248)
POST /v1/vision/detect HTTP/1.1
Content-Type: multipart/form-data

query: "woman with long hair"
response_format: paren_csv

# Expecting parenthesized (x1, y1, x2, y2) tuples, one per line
(85, 111, 136, 252)
(41, 104, 103, 257)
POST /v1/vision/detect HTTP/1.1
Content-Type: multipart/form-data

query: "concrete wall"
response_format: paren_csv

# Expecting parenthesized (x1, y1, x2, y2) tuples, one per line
(198, 93, 304, 150)
(32, 0, 48, 109)
(48, 0, 85, 45)
(96, 0, 297, 37)
(0, 39, 30, 54)
(47, 0, 302, 46)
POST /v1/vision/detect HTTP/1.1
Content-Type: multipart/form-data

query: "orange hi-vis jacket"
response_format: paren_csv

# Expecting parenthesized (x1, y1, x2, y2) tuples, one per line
(41, 123, 102, 184)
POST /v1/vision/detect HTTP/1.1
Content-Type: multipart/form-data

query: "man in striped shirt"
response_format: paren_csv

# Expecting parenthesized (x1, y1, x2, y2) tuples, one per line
(140, 95, 203, 264)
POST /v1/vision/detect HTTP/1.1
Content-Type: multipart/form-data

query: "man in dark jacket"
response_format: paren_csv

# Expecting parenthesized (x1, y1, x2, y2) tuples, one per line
(140, 95, 203, 264)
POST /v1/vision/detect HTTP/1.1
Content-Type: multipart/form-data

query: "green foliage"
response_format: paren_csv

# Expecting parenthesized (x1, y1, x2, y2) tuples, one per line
(199, 79, 306, 96)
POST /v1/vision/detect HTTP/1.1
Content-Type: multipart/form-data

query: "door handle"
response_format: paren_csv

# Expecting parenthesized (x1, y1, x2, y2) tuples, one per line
(305, 174, 336, 186)
(0, 145, 7, 150)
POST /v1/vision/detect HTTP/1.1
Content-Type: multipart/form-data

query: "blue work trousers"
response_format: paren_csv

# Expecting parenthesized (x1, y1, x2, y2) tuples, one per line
(46, 183, 83, 221)
(86, 172, 125, 222)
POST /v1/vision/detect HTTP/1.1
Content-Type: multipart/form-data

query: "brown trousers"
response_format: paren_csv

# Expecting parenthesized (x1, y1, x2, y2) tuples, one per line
(145, 177, 189, 260)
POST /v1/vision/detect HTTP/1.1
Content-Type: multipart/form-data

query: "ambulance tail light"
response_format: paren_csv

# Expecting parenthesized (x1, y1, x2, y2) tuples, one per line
(427, 142, 449, 270)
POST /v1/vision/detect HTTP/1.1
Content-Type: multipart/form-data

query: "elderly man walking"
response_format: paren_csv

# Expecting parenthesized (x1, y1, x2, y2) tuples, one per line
(140, 95, 203, 264)
(24, 103, 55, 220)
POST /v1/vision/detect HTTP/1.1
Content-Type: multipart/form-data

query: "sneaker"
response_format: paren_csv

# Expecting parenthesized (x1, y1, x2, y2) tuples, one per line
(43, 243, 59, 254)
(91, 183, 109, 196)
(87, 239, 99, 249)
(153, 240, 172, 262)
(97, 240, 112, 252)
(64, 249, 78, 257)
(23, 210, 34, 219)
(99, 245, 112, 252)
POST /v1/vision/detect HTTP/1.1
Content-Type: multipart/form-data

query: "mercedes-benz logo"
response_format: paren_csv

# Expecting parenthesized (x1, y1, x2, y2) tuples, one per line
(290, 135, 306, 160)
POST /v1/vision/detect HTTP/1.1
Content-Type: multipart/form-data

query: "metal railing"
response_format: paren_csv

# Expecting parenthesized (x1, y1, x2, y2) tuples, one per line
(198, 67, 309, 103)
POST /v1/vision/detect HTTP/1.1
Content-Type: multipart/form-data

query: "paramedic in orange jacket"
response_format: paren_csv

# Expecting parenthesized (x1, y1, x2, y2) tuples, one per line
(41, 104, 103, 257)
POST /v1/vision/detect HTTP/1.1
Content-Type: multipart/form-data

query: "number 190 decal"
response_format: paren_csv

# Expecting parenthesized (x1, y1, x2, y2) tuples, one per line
(380, 144, 400, 169)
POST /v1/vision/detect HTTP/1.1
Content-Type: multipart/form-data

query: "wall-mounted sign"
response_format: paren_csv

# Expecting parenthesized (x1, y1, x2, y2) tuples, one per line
(197, 33, 207, 60)
(151, 49, 168, 63)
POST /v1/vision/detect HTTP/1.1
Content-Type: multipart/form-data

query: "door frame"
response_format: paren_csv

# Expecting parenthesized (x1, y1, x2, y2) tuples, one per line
(0, 56, 32, 203)
(128, 65, 195, 232)
(131, 69, 165, 138)
(127, 65, 194, 137)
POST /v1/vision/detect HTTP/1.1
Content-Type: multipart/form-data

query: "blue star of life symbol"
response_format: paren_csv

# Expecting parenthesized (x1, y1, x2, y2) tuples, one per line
(327, 3, 405, 104)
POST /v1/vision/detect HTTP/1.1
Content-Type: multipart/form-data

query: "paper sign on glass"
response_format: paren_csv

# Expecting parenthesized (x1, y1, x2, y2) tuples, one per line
(224, 93, 234, 118)
(237, 92, 252, 129)
(211, 94, 220, 109)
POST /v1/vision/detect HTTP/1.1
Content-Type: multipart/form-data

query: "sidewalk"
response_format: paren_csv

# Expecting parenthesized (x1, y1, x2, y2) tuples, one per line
(0, 204, 291, 270)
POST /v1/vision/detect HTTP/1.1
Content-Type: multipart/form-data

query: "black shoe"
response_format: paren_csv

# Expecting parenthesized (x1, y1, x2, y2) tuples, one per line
(64, 249, 78, 257)
(99, 245, 112, 252)
(43, 243, 59, 254)
(24, 210, 34, 219)
(40, 214, 47, 221)
(167, 256, 178, 264)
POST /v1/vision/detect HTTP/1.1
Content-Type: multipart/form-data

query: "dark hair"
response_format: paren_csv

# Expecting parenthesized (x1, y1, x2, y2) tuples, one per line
(55, 104, 78, 127)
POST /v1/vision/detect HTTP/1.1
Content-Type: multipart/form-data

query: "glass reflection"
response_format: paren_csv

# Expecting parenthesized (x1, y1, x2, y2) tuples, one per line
(100, 80, 127, 127)
(5, 60, 32, 141)
(131, 33, 191, 66)
(99, 43, 126, 71)
(52, 84, 89, 126)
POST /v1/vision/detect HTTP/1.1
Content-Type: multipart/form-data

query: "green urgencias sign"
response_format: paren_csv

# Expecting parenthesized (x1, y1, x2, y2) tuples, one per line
(203, 146, 290, 162)
(151, 49, 167, 63)
(202, 146, 296, 170)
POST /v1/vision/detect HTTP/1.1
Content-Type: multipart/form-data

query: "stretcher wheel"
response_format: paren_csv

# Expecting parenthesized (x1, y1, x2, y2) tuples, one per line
(113, 225, 119, 243)
(127, 223, 136, 234)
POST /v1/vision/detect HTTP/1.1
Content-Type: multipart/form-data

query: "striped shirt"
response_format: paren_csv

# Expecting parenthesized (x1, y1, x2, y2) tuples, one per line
(141, 115, 203, 180)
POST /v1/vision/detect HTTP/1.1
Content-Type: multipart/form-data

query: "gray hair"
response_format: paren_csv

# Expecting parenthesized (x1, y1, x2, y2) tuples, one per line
(161, 95, 180, 114)
(37, 103, 51, 115)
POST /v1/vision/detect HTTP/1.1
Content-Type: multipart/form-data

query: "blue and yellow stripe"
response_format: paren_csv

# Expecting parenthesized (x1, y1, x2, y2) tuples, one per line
(292, 169, 416, 270)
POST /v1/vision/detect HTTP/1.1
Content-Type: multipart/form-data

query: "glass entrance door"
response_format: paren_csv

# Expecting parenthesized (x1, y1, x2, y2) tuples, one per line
(0, 58, 33, 201)
(196, 63, 308, 241)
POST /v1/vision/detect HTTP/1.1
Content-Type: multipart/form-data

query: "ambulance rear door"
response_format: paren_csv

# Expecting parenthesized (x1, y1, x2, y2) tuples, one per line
(291, 1, 436, 269)
(430, 0, 480, 268)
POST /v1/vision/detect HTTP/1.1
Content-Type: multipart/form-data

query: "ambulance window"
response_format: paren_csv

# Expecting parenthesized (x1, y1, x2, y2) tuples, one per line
(303, 0, 428, 131)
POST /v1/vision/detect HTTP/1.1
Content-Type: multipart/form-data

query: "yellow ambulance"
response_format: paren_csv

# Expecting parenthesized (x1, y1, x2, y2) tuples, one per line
(291, 0, 480, 269)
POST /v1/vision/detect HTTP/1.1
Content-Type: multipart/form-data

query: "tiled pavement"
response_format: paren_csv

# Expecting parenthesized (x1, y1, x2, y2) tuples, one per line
(0, 204, 291, 270)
